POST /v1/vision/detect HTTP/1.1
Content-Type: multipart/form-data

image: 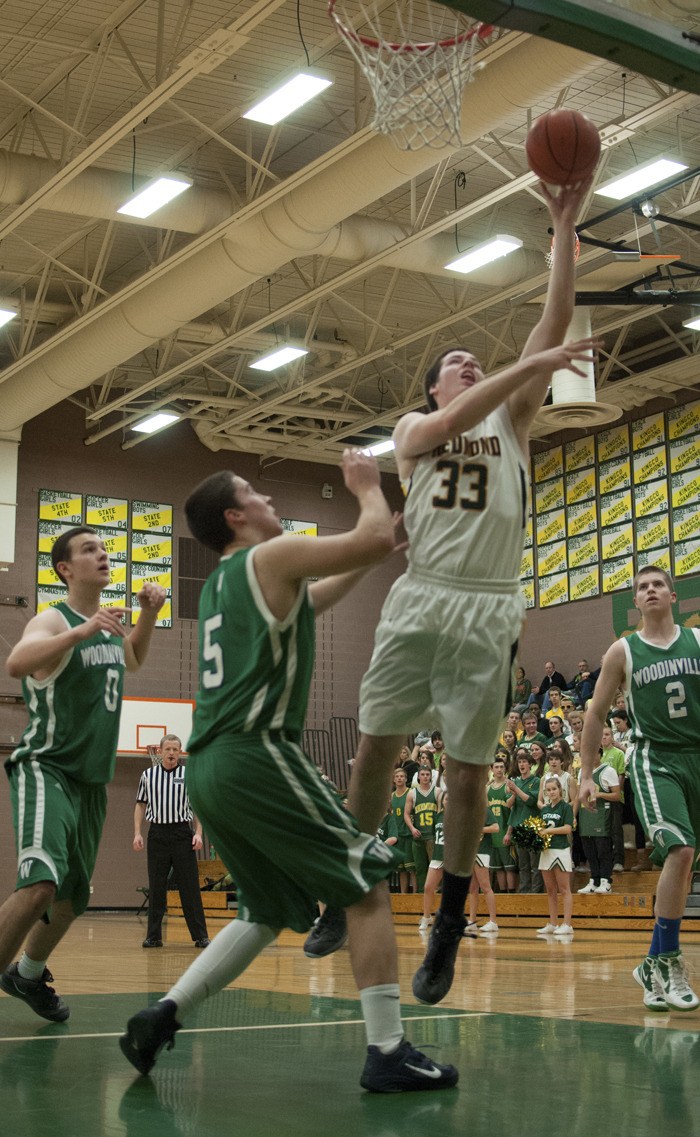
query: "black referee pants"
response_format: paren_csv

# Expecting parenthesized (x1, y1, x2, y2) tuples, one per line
(146, 822, 208, 942)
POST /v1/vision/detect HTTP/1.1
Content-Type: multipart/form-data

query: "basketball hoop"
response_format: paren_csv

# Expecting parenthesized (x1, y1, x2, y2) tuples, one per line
(147, 744, 161, 766)
(328, 1, 494, 150)
(545, 232, 581, 270)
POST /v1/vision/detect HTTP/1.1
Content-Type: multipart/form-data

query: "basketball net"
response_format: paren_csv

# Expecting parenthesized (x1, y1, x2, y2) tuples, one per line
(147, 744, 161, 766)
(546, 232, 581, 270)
(329, 1, 494, 150)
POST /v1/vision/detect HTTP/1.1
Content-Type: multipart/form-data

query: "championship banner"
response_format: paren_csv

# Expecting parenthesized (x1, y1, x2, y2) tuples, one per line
(597, 423, 629, 465)
(535, 478, 565, 515)
(86, 495, 128, 529)
(131, 562, 173, 593)
(104, 563, 127, 592)
(635, 478, 669, 518)
(131, 500, 173, 534)
(568, 565, 600, 602)
(599, 489, 632, 528)
(532, 445, 563, 484)
(668, 399, 700, 441)
(601, 522, 634, 562)
(673, 504, 700, 546)
(598, 454, 631, 496)
(36, 584, 68, 613)
(99, 590, 128, 612)
(131, 530, 173, 563)
(671, 468, 700, 510)
(669, 435, 700, 475)
(602, 556, 634, 593)
(567, 499, 598, 537)
(537, 541, 567, 579)
(536, 508, 566, 546)
(565, 436, 595, 472)
(520, 546, 534, 580)
(280, 518, 318, 537)
(524, 512, 533, 549)
(636, 513, 670, 552)
(633, 444, 666, 486)
(131, 590, 172, 628)
(521, 577, 536, 610)
(637, 546, 671, 573)
(565, 467, 595, 505)
(37, 519, 74, 553)
(37, 553, 61, 587)
(567, 532, 599, 569)
(674, 539, 700, 578)
(38, 489, 83, 524)
(632, 411, 665, 452)
(91, 525, 128, 561)
(539, 572, 568, 608)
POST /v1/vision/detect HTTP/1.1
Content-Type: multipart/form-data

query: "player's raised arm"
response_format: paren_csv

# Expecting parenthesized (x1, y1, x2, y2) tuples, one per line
(6, 605, 127, 680)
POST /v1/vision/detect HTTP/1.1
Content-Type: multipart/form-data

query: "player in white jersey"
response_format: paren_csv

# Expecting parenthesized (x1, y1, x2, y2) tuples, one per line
(302, 179, 600, 999)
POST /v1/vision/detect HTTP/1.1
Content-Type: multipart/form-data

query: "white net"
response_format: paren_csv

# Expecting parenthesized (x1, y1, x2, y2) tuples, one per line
(545, 232, 581, 269)
(329, 1, 494, 150)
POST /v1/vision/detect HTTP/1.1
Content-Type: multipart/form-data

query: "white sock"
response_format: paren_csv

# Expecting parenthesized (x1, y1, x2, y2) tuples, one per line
(359, 984, 404, 1054)
(18, 954, 47, 981)
(163, 919, 277, 1019)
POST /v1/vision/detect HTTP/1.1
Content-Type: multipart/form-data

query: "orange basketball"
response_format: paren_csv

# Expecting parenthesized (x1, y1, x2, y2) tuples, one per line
(525, 109, 601, 186)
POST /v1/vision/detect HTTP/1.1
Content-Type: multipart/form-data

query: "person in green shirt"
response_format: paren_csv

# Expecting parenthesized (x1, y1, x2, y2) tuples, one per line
(537, 776, 574, 936)
(488, 756, 516, 892)
(467, 805, 500, 933)
(600, 724, 626, 872)
(388, 767, 416, 893)
(505, 751, 543, 893)
(518, 712, 548, 753)
(404, 767, 437, 892)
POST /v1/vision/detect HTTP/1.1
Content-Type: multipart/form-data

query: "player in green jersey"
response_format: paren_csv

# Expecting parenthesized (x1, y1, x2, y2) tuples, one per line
(1, 527, 165, 1022)
(581, 564, 699, 1012)
(120, 452, 458, 1093)
(387, 767, 416, 892)
(404, 767, 437, 892)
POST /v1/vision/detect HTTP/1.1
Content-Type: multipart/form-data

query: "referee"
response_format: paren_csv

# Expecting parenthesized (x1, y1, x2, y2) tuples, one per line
(133, 734, 210, 948)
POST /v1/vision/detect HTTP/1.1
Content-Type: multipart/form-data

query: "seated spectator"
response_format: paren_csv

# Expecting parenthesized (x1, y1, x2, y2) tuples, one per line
(527, 702, 550, 737)
(519, 712, 548, 752)
(512, 666, 532, 713)
(528, 740, 548, 780)
(536, 776, 574, 937)
(499, 729, 518, 764)
(559, 694, 578, 719)
(567, 659, 596, 705)
(505, 751, 543, 894)
(548, 714, 573, 744)
(610, 708, 632, 752)
(531, 660, 568, 712)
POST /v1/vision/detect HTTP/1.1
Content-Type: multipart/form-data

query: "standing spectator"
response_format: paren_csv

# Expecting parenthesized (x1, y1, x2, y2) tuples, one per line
(404, 767, 437, 892)
(430, 730, 446, 769)
(396, 744, 419, 787)
(387, 768, 416, 894)
(537, 776, 574, 936)
(531, 661, 568, 712)
(512, 666, 532, 713)
(576, 754, 620, 894)
(488, 757, 516, 893)
(133, 735, 210, 949)
(1, 527, 165, 1023)
(467, 807, 500, 934)
(600, 725, 626, 873)
(505, 752, 543, 893)
(612, 710, 649, 872)
(419, 790, 446, 933)
(528, 740, 548, 780)
(539, 746, 576, 807)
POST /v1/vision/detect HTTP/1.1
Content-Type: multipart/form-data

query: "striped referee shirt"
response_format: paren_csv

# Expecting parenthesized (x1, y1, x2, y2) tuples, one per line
(136, 762, 194, 824)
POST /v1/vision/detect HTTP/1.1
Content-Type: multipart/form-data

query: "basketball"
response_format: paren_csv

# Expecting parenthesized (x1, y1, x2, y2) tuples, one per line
(525, 110, 601, 186)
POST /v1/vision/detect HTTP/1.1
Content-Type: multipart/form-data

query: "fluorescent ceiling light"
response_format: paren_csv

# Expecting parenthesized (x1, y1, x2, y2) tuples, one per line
(0, 309, 16, 328)
(132, 411, 180, 434)
(362, 439, 395, 457)
(250, 346, 308, 371)
(445, 236, 523, 275)
(243, 73, 332, 125)
(683, 315, 700, 331)
(117, 175, 192, 219)
(595, 158, 688, 200)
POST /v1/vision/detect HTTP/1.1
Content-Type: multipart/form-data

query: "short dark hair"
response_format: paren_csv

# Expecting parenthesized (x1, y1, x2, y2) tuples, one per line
(51, 526, 98, 584)
(423, 346, 463, 411)
(185, 471, 240, 554)
(633, 563, 674, 593)
(430, 730, 442, 743)
(612, 709, 629, 723)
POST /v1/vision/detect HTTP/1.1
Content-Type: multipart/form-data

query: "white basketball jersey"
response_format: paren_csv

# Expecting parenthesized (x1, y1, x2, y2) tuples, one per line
(402, 403, 528, 583)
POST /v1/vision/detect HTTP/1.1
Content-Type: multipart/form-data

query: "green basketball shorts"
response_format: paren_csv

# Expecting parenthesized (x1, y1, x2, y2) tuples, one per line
(629, 742, 700, 865)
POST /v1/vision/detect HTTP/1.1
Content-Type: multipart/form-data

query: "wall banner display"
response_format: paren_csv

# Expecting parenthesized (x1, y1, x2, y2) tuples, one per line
(280, 518, 319, 537)
(37, 519, 76, 553)
(599, 488, 632, 528)
(521, 578, 536, 610)
(37, 584, 68, 613)
(100, 590, 128, 612)
(131, 562, 173, 593)
(537, 541, 567, 579)
(634, 478, 669, 518)
(131, 590, 172, 628)
(673, 504, 700, 546)
(104, 563, 128, 592)
(671, 468, 700, 510)
(567, 499, 598, 537)
(598, 454, 631, 496)
(637, 546, 672, 572)
(524, 513, 533, 549)
(567, 532, 599, 569)
(92, 525, 128, 561)
(565, 467, 596, 504)
(539, 572, 569, 608)
(86, 495, 128, 529)
(601, 522, 634, 561)
(535, 478, 565, 514)
(597, 423, 629, 464)
(533, 446, 564, 484)
(565, 436, 595, 472)
(38, 489, 83, 524)
(520, 546, 534, 580)
(668, 400, 700, 441)
(37, 553, 61, 587)
(669, 435, 700, 475)
(636, 513, 670, 552)
(131, 530, 173, 563)
(633, 444, 666, 486)
(602, 556, 634, 593)
(674, 539, 700, 578)
(632, 412, 665, 452)
(569, 565, 600, 602)
(131, 501, 173, 534)
(536, 508, 566, 546)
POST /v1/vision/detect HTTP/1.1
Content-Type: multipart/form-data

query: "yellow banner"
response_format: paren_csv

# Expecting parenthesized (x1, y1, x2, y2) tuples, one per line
(524, 514, 533, 549)
(131, 501, 173, 533)
(539, 572, 569, 608)
(597, 423, 629, 464)
(131, 595, 172, 627)
(599, 455, 631, 495)
(600, 489, 632, 528)
(602, 558, 634, 593)
(601, 523, 634, 561)
(668, 400, 700, 441)
(638, 547, 671, 573)
(632, 412, 665, 451)
(669, 436, 700, 474)
(521, 578, 535, 609)
(37, 520, 74, 554)
(131, 565, 173, 592)
(537, 509, 566, 545)
(36, 585, 68, 613)
(567, 500, 598, 536)
(565, 436, 595, 472)
(673, 505, 700, 545)
(569, 567, 600, 601)
(37, 558, 61, 587)
(520, 547, 534, 579)
(533, 445, 563, 484)
(535, 478, 564, 514)
(633, 445, 666, 486)
(565, 467, 596, 504)
(93, 527, 128, 560)
(538, 542, 567, 578)
(131, 533, 173, 562)
(636, 514, 670, 552)
(634, 479, 668, 518)
(671, 468, 700, 510)
(568, 534, 598, 569)
(99, 591, 128, 612)
(674, 541, 700, 578)
(38, 490, 82, 524)
(280, 519, 319, 537)
(85, 496, 128, 529)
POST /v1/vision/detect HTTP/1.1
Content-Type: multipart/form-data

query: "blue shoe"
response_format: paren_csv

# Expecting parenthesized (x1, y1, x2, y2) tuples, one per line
(119, 999, 181, 1076)
(412, 912, 465, 1005)
(360, 1039, 458, 1093)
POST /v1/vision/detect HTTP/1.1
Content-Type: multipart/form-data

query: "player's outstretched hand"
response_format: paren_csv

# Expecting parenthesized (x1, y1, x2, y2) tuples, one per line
(76, 607, 129, 639)
(136, 583, 167, 613)
(341, 447, 381, 496)
(540, 174, 594, 224)
(529, 336, 602, 379)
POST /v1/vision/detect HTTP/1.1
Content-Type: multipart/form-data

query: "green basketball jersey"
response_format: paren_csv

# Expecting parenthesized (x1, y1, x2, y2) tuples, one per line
(623, 626, 700, 752)
(477, 805, 497, 856)
(387, 788, 411, 838)
(487, 781, 511, 847)
(433, 813, 445, 859)
(7, 602, 125, 785)
(539, 800, 573, 849)
(188, 548, 315, 751)
(577, 765, 615, 838)
(411, 785, 437, 838)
